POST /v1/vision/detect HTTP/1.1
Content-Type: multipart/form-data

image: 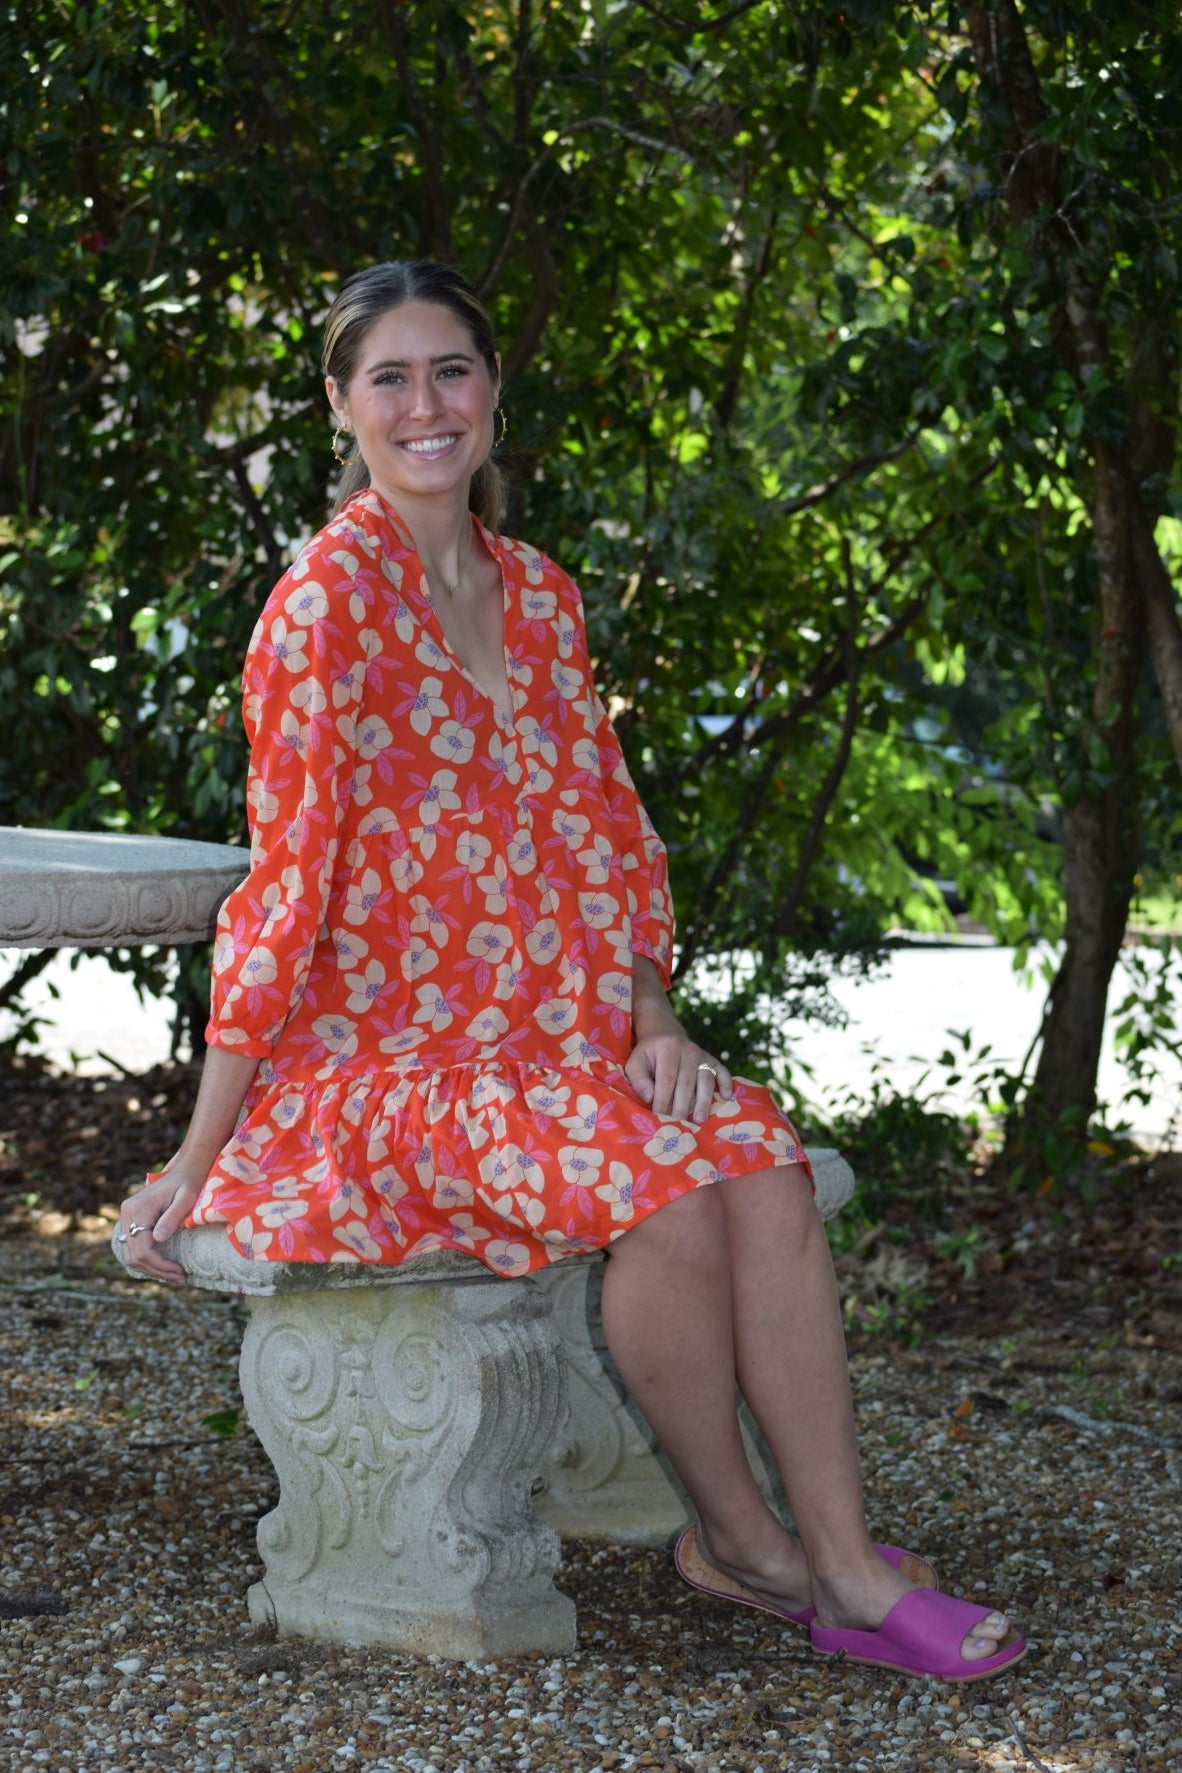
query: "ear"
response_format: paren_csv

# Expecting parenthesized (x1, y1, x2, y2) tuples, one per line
(325, 377, 350, 428)
(492, 352, 502, 401)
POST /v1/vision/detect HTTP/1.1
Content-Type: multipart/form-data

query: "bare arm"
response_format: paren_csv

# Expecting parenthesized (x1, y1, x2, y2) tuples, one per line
(119, 1047, 259, 1284)
(626, 953, 734, 1123)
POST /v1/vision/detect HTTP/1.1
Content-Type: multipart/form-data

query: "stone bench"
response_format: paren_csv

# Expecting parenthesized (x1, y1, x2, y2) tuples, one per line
(0, 825, 857, 1659)
(112, 1154, 853, 1659)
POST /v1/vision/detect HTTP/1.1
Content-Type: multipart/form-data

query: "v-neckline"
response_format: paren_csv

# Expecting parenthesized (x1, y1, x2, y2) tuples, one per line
(377, 496, 517, 730)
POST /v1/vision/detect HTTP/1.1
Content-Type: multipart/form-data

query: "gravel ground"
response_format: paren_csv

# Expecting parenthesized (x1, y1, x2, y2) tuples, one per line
(2, 1064, 1179, 1773)
(3, 1216, 1178, 1773)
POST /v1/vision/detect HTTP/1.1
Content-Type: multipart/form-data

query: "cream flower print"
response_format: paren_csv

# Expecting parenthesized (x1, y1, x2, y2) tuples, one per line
(356, 712, 395, 759)
(247, 780, 281, 826)
(561, 1094, 608, 1143)
(285, 579, 328, 626)
(577, 833, 615, 884)
(644, 1125, 697, 1165)
(518, 715, 559, 768)
(465, 1005, 510, 1044)
(551, 660, 582, 700)
(413, 982, 458, 1033)
(400, 935, 439, 982)
(595, 1161, 639, 1222)
(477, 856, 511, 915)
(430, 719, 476, 766)
(467, 921, 514, 965)
(404, 675, 447, 735)
(456, 827, 492, 873)
(534, 996, 578, 1036)
(333, 1221, 383, 1261)
(506, 828, 538, 875)
(484, 1239, 533, 1276)
(290, 674, 328, 717)
(525, 918, 561, 966)
(279, 706, 310, 762)
(345, 868, 387, 926)
(239, 946, 279, 989)
(559, 1144, 604, 1189)
(270, 616, 309, 674)
(344, 959, 387, 1015)
(579, 890, 620, 930)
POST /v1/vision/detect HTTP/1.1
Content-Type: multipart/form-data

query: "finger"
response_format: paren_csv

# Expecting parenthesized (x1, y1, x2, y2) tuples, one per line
(691, 1064, 717, 1125)
(129, 1249, 187, 1286)
(670, 1053, 703, 1122)
(624, 1047, 656, 1104)
(713, 1060, 735, 1101)
(153, 1192, 195, 1243)
(651, 1043, 682, 1118)
(123, 1224, 186, 1286)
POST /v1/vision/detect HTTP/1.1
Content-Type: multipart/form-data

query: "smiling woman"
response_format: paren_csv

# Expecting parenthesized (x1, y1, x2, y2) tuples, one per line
(117, 258, 1024, 1685)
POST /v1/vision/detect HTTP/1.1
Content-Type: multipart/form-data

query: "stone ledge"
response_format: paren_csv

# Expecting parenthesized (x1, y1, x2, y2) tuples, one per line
(0, 826, 248, 948)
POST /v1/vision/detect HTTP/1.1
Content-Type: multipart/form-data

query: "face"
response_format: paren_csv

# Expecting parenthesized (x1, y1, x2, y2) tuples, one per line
(326, 300, 500, 511)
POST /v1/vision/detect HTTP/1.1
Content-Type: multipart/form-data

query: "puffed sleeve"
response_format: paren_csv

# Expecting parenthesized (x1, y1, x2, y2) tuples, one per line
(205, 538, 372, 1056)
(550, 560, 676, 990)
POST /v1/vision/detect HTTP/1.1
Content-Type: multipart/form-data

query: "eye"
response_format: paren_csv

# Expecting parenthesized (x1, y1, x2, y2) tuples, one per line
(373, 369, 405, 387)
(438, 364, 469, 379)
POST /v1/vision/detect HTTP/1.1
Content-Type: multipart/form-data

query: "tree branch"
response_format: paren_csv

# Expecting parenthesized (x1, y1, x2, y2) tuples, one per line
(629, 0, 766, 33)
(773, 536, 861, 937)
(778, 428, 923, 515)
(681, 462, 1001, 779)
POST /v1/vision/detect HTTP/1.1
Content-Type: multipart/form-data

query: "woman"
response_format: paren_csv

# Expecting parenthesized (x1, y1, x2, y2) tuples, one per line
(120, 260, 1023, 1682)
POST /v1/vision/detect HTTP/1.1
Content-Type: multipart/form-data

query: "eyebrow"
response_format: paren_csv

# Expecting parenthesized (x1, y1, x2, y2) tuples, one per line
(366, 353, 475, 374)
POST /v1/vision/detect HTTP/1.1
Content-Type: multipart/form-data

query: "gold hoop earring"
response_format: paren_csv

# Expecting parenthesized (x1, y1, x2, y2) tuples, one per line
(492, 406, 508, 449)
(332, 426, 359, 465)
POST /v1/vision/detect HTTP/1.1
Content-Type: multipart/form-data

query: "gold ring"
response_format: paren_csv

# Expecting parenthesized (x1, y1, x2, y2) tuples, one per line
(697, 1063, 718, 1079)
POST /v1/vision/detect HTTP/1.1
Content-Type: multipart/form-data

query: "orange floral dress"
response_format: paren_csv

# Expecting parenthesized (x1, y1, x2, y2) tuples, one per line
(189, 489, 811, 1273)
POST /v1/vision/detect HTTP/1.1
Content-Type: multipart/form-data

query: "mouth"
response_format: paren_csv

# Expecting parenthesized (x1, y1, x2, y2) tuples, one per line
(399, 434, 461, 458)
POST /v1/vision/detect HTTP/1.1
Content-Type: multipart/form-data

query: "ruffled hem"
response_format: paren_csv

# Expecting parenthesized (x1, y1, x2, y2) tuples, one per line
(186, 1056, 813, 1277)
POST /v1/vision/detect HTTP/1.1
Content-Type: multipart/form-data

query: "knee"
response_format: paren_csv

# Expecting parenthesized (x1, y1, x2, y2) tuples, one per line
(614, 1182, 729, 1278)
(723, 1162, 818, 1246)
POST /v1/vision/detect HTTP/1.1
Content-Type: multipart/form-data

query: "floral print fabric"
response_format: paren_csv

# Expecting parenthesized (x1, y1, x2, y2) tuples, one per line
(190, 489, 810, 1273)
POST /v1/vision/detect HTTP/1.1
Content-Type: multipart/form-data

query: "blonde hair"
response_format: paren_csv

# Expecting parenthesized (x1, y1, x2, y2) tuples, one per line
(321, 260, 505, 529)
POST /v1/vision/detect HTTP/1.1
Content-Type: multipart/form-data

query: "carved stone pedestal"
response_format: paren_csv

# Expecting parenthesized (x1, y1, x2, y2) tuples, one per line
(532, 1148, 856, 1544)
(131, 1234, 576, 1659)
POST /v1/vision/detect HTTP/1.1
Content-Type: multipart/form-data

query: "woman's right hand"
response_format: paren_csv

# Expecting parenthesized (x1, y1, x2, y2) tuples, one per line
(118, 1164, 205, 1287)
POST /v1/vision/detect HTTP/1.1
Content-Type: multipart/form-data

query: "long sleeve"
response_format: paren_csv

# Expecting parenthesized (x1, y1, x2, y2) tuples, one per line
(205, 539, 373, 1056)
(551, 561, 676, 991)
(591, 690, 676, 990)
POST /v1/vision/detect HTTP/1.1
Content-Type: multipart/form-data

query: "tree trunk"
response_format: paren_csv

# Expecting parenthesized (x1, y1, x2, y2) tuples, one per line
(1018, 446, 1144, 1164)
(966, 2, 1169, 1163)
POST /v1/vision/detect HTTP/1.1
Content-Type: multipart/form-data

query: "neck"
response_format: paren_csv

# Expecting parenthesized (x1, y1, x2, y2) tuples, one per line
(372, 478, 478, 585)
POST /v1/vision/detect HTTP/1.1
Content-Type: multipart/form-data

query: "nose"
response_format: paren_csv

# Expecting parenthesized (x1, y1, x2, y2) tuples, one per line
(407, 371, 442, 420)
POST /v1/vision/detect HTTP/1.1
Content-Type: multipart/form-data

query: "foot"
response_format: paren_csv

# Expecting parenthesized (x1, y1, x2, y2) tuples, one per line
(811, 1549, 1014, 1666)
(701, 1527, 1013, 1665)
(696, 1519, 814, 1617)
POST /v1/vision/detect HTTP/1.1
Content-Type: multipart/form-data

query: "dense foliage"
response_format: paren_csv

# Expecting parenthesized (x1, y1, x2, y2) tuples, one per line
(3, 0, 1180, 1162)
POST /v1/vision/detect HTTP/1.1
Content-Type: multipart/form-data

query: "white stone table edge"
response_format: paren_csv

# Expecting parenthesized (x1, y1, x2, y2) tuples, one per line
(0, 826, 248, 948)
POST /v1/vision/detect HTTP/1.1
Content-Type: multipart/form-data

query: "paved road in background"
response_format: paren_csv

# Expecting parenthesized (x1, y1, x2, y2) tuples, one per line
(2, 941, 1177, 1143)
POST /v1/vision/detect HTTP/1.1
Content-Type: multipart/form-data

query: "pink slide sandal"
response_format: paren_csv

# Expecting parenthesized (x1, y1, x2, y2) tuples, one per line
(810, 1587, 1027, 1682)
(673, 1526, 939, 1631)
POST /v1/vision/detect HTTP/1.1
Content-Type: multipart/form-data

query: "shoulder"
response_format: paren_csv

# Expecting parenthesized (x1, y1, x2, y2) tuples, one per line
(253, 492, 410, 647)
(488, 529, 587, 617)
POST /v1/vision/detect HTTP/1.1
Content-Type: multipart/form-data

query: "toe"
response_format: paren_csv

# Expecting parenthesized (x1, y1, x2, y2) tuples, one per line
(961, 1610, 1010, 1661)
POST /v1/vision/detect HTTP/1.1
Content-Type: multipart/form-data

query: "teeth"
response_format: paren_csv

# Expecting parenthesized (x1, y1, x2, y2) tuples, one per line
(403, 436, 457, 456)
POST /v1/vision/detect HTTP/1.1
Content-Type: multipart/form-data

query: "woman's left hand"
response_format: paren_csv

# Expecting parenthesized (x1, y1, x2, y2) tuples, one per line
(626, 1032, 735, 1124)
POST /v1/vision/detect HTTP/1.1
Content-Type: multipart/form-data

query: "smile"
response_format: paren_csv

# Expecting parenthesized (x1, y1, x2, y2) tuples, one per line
(400, 435, 460, 457)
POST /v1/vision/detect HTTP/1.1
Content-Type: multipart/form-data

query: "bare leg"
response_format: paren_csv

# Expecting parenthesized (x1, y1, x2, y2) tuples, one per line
(600, 1183, 813, 1611)
(603, 1166, 1012, 1660)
